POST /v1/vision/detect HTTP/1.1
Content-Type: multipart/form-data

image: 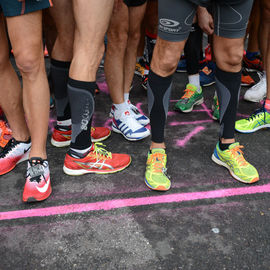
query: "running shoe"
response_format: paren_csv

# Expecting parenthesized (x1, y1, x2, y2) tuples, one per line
(235, 106, 270, 133)
(135, 57, 149, 78)
(174, 84, 203, 113)
(51, 126, 111, 147)
(110, 101, 149, 126)
(212, 95, 220, 121)
(142, 73, 148, 90)
(243, 54, 263, 72)
(0, 120, 12, 148)
(112, 110, 150, 141)
(63, 142, 131, 175)
(145, 148, 171, 191)
(244, 73, 266, 102)
(0, 138, 31, 175)
(212, 142, 259, 184)
(241, 69, 255, 87)
(200, 61, 216, 86)
(22, 158, 52, 202)
(204, 44, 212, 62)
(176, 56, 187, 73)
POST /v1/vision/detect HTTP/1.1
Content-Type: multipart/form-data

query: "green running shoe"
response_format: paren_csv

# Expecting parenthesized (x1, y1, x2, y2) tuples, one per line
(212, 95, 220, 121)
(145, 148, 171, 191)
(212, 142, 259, 184)
(174, 84, 203, 113)
(235, 106, 270, 133)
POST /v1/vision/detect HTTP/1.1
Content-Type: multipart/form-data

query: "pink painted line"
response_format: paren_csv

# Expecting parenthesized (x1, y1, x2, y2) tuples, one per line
(237, 113, 250, 118)
(1, 183, 270, 221)
(169, 120, 213, 126)
(201, 103, 214, 119)
(176, 126, 205, 147)
(168, 111, 177, 116)
(103, 118, 112, 129)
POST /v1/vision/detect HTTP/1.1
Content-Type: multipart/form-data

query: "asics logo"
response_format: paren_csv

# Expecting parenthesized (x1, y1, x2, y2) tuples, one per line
(36, 178, 50, 193)
(75, 160, 113, 170)
(160, 19, 180, 27)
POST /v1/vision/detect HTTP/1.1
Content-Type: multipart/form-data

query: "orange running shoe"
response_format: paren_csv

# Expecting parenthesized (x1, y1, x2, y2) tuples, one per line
(241, 72, 255, 87)
(51, 126, 111, 147)
(0, 120, 12, 148)
(63, 143, 131, 175)
(243, 55, 263, 72)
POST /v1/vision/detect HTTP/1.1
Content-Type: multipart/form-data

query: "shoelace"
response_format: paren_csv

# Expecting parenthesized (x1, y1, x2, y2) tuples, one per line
(91, 143, 112, 159)
(247, 106, 266, 122)
(181, 88, 195, 99)
(229, 145, 248, 167)
(149, 153, 167, 174)
(27, 158, 47, 183)
(0, 121, 12, 148)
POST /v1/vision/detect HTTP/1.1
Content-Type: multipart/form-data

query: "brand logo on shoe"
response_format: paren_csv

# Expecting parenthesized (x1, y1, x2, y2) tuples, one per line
(36, 178, 50, 193)
(24, 147, 31, 154)
(125, 111, 130, 116)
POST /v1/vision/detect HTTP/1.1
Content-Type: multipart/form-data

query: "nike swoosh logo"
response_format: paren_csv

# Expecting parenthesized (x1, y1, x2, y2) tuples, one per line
(36, 178, 50, 193)
(24, 147, 31, 154)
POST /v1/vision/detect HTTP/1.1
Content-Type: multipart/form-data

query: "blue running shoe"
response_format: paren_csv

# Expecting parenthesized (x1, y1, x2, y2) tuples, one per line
(200, 61, 216, 86)
(112, 110, 150, 141)
(176, 57, 187, 73)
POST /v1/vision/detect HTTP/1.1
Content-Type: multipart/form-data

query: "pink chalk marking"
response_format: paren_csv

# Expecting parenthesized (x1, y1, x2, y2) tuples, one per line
(96, 81, 109, 95)
(1, 183, 270, 221)
(201, 103, 214, 119)
(103, 118, 112, 129)
(176, 126, 205, 147)
(237, 113, 250, 118)
(170, 99, 179, 102)
(170, 120, 213, 126)
(168, 111, 177, 116)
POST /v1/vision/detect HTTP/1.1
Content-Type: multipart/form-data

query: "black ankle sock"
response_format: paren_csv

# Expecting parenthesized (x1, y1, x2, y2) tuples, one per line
(219, 140, 232, 151)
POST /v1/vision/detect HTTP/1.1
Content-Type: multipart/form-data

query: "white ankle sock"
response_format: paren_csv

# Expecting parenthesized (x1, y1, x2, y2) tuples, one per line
(188, 74, 201, 91)
(113, 102, 129, 118)
(124, 93, 129, 102)
(57, 119, 72, 127)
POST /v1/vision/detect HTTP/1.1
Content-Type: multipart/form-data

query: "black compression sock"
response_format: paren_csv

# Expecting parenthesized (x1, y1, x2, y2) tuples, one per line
(50, 59, 71, 121)
(219, 140, 232, 151)
(67, 78, 96, 150)
(215, 66, 241, 139)
(147, 69, 173, 143)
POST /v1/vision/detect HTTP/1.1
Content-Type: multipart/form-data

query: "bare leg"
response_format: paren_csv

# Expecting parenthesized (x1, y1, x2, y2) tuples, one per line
(7, 11, 50, 158)
(124, 3, 147, 94)
(0, 14, 29, 142)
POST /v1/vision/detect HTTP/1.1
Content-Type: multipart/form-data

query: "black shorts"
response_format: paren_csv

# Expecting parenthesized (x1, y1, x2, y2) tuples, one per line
(124, 0, 147, 7)
(158, 0, 254, 41)
(0, 0, 52, 17)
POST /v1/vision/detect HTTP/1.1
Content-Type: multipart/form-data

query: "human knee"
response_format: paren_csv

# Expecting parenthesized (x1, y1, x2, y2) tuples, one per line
(107, 29, 128, 52)
(15, 49, 43, 79)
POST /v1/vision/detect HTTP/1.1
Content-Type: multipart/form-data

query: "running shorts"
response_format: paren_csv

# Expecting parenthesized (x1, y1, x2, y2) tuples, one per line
(158, 0, 254, 41)
(124, 0, 147, 7)
(0, 0, 52, 17)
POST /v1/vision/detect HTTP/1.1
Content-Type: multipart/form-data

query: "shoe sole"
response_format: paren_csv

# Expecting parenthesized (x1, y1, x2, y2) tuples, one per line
(23, 186, 52, 203)
(144, 178, 170, 191)
(243, 96, 266, 103)
(235, 124, 270, 134)
(175, 69, 187, 73)
(51, 131, 111, 148)
(111, 125, 150, 141)
(0, 151, 29, 176)
(63, 157, 132, 176)
(211, 154, 259, 184)
(174, 97, 204, 113)
(201, 81, 215, 87)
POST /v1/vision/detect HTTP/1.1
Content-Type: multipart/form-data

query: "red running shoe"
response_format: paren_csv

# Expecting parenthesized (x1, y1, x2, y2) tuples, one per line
(23, 158, 52, 202)
(63, 143, 131, 175)
(243, 55, 263, 72)
(0, 138, 31, 175)
(0, 120, 12, 148)
(241, 71, 255, 87)
(51, 126, 111, 147)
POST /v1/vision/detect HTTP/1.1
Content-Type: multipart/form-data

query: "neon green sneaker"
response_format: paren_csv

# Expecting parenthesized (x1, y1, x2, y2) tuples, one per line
(235, 106, 270, 133)
(212, 142, 259, 184)
(145, 148, 171, 191)
(212, 95, 220, 121)
(174, 84, 203, 113)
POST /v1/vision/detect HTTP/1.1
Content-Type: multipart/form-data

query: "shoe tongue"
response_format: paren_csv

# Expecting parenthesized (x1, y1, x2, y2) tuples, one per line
(228, 142, 239, 150)
(151, 148, 165, 154)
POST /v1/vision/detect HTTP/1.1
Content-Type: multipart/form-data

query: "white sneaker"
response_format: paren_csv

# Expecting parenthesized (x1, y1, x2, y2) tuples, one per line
(244, 73, 266, 102)
(109, 100, 150, 126)
(112, 110, 150, 141)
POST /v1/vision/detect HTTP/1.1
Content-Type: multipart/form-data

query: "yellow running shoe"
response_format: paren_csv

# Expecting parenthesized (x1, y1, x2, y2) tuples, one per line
(212, 142, 259, 184)
(145, 148, 171, 191)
